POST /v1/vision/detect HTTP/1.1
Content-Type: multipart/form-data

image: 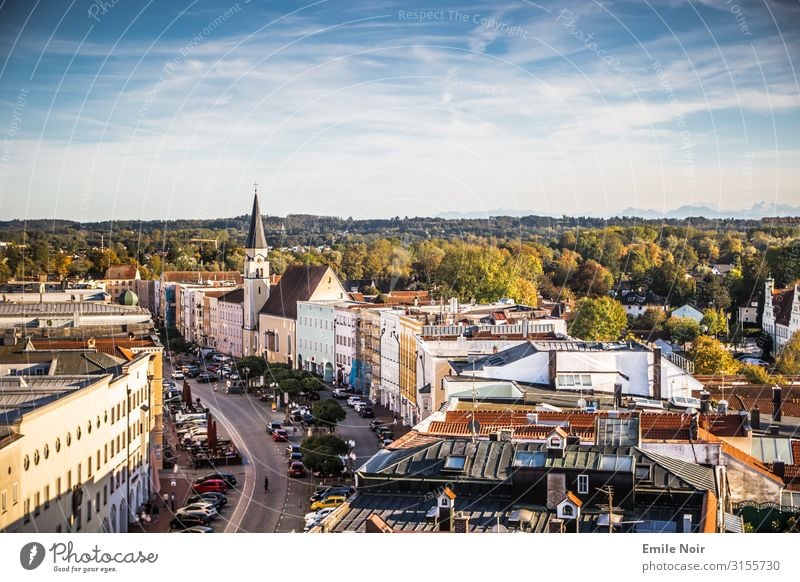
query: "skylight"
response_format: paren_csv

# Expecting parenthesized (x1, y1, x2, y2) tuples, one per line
(442, 455, 467, 472)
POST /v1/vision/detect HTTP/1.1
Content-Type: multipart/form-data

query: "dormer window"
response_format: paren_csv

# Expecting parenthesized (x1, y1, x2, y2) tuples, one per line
(443, 455, 466, 473)
(549, 437, 561, 448)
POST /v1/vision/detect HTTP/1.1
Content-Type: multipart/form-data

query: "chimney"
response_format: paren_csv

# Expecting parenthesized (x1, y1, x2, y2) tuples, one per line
(772, 386, 782, 422)
(682, 514, 693, 533)
(548, 350, 557, 388)
(689, 413, 699, 441)
(521, 318, 529, 338)
(699, 391, 710, 414)
(437, 488, 456, 532)
(546, 473, 567, 510)
(614, 383, 623, 409)
(750, 406, 761, 431)
(453, 512, 470, 533)
(652, 347, 661, 400)
(772, 460, 786, 481)
(548, 518, 565, 533)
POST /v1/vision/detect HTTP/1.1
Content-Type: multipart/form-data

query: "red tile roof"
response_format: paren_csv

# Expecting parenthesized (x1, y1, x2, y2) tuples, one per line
(104, 265, 138, 280)
(566, 491, 583, 507)
(30, 337, 158, 356)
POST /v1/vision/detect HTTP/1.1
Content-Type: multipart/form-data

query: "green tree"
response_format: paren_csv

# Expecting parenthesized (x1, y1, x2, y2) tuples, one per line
(701, 308, 728, 337)
(568, 297, 628, 341)
(690, 335, 740, 375)
(775, 331, 800, 375)
(311, 399, 346, 430)
(632, 308, 666, 330)
(664, 317, 701, 350)
(234, 356, 267, 381)
(301, 434, 349, 476)
(278, 378, 303, 397)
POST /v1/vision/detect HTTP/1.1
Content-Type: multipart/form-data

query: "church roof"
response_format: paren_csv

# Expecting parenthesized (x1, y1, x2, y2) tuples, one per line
(246, 194, 268, 249)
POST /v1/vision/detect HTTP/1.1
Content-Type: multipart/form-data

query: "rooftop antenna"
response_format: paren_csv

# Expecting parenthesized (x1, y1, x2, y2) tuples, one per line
(253, 181, 258, 196)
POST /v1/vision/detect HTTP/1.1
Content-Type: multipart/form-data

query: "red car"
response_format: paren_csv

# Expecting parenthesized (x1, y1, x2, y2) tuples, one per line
(272, 429, 289, 442)
(192, 479, 228, 494)
(288, 461, 306, 478)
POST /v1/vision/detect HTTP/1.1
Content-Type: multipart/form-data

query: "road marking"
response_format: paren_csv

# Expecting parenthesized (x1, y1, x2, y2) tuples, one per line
(200, 398, 255, 533)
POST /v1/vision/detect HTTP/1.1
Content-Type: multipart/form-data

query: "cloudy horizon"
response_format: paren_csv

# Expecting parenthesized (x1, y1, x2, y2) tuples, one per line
(0, 0, 798, 222)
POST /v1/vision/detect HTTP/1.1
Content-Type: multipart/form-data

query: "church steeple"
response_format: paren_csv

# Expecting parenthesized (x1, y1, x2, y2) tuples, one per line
(242, 183, 270, 357)
(246, 184, 267, 250)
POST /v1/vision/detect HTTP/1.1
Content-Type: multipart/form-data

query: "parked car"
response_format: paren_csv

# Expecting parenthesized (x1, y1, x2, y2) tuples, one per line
(195, 472, 237, 487)
(288, 461, 307, 478)
(176, 504, 218, 519)
(286, 444, 302, 456)
(186, 493, 226, 509)
(225, 384, 245, 395)
(289, 451, 304, 462)
(309, 486, 355, 503)
(358, 406, 374, 418)
(381, 438, 394, 448)
(304, 507, 337, 525)
(171, 370, 185, 380)
(332, 388, 348, 399)
(272, 428, 289, 442)
(170, 515, 209, 530)
(197, 372, 218, 383)
(346, 396, 363, 408)
(353, 401, 367, 413)
(191, 479, 228, 494)
(369, 420, 389, 432)
(309, 495, 347, 511)
(175, 525, 214, 533)
(266, 422, 283, 435)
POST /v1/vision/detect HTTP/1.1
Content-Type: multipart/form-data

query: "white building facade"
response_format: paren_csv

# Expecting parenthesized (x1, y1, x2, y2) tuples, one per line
(763, 279, 800, 353)
(296, 302, 337, 382)
(334, 305, 358, 387)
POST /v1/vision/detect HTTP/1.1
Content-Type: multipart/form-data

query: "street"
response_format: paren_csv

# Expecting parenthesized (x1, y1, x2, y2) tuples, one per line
(168, 362, 379, 532)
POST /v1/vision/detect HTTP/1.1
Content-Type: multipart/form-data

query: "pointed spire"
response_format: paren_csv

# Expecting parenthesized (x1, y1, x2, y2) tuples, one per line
(246, 187, 268, 249)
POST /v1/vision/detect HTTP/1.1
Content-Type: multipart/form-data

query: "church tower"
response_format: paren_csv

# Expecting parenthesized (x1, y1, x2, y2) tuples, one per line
(243, 185, 270, 356)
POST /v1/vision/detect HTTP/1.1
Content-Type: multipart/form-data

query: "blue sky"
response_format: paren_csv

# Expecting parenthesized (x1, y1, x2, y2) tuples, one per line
(0, 0, 797, 221)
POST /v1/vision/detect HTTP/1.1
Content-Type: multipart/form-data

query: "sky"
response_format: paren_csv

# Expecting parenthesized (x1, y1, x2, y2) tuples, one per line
(0, 0, 798, 221)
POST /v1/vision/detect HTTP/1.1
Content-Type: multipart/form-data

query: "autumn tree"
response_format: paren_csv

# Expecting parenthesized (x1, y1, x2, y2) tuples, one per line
(568, 297, 628, 341)
(775, 331, 800, 375)
(701, 308, 728, 337)
(690, 336, 740, 375)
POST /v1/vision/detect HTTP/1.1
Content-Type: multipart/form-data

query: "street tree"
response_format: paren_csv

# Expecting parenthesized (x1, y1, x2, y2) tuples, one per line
(568, 296, 628, 341)
(312, 399, 347, 430)
(690, 336, 740, 375)
(701, 308, 728, 337)
(301, 434, 349, 477)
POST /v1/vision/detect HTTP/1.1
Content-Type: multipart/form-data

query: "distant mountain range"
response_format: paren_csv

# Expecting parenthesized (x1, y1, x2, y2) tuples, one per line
(437, 201, 800, 220)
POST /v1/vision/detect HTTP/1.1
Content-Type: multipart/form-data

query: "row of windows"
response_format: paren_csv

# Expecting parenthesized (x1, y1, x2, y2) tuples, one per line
(335, 335, 355, 347)
(298, 339, 331, 354)
(557, 374, 593, 387)
(18, 387, 147, 475)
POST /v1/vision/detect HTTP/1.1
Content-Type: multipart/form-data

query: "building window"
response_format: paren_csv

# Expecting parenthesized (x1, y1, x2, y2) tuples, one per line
(562, 504, 574, 517)
(44, 485, 50, 509)
(43, 444, 49, 459)
(578, 474, 589, 495)
(56, 478, 61, 499)
(34, 491, 40, 516)
(12, 483, 18, 504)
(1, 490, 6, 512)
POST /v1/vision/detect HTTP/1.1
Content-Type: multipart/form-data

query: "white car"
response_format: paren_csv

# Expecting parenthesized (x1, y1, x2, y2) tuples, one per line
(176, 506, 217, 519)
(171, 370, 185, 380)
(304, 507, 336, 524)
(353, 401, 368, 413)
(346, 396, 363, 408)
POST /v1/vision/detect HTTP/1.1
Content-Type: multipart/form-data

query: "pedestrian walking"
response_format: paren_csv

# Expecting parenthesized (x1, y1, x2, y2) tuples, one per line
(170, 492, 176, 511)
(264, 475, 270, 493)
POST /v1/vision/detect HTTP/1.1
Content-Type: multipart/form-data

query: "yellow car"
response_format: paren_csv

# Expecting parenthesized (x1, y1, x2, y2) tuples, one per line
(309, 495, 347, 511)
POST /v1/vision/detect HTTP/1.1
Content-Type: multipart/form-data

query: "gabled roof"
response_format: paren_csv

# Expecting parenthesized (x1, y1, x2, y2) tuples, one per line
(259, 265, 333, 320)
(218, 288, 245, 305)
(565, 491, 583, 507)
(619, 291, 663, 306)
(162, 271, 243, 284)
(771, 286, 797, 327)
(104, 264, 138, 280)
(637, 448, 716, 491)
(245, 194, 268, 249)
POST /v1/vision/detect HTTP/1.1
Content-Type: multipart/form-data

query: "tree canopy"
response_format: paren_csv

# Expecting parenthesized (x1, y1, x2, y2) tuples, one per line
(301, 434, 349, 477)
(568, 296, 628, 341)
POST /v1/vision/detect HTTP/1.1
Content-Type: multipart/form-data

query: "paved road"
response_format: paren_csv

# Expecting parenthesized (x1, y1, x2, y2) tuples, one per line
(174, 368, 379, 533)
